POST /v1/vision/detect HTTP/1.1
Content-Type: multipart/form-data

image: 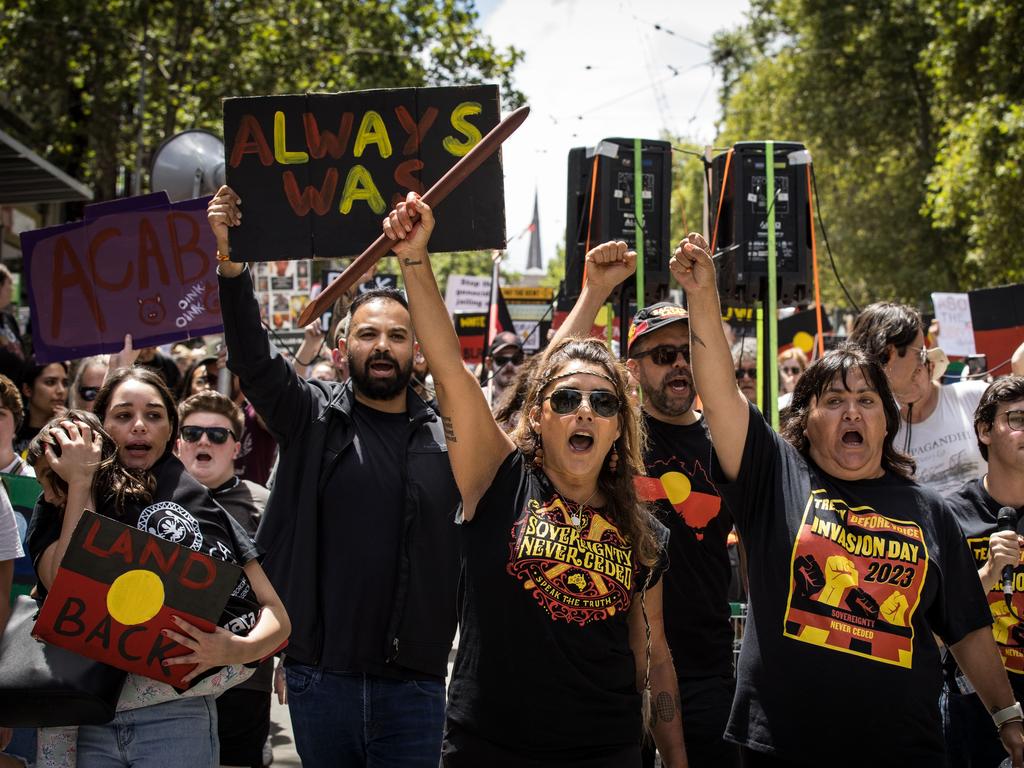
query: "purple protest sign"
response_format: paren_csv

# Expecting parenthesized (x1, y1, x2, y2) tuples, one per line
(21, 193, 223, 363)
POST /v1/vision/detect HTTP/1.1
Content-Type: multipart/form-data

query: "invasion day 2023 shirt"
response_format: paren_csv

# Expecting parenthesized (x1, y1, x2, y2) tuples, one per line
(947, 478, 1024, 698)
(716, 403, 990, 764)
(444, 450, 668, 765)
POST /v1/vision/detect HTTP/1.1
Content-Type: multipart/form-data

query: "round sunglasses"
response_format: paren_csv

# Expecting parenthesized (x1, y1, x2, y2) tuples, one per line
(180, 425, 236, 444)
(544, 388, 621, 418)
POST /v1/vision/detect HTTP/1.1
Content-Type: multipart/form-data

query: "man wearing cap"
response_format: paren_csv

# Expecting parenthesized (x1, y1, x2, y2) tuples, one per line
(552, 240, 738, 768)
(482, 331, 525, 410)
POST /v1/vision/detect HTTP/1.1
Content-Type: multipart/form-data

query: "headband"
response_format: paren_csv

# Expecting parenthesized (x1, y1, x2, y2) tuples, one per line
(543, 369, 618, 388)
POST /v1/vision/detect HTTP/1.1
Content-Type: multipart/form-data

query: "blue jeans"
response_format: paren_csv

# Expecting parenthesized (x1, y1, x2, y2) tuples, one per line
(77, 695, 218, 768)
(286, 665, 445, 768)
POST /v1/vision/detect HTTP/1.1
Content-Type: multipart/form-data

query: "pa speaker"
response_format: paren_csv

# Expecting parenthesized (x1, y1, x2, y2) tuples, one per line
(710, 141, 812, 305)
(561, 138, 672, 310)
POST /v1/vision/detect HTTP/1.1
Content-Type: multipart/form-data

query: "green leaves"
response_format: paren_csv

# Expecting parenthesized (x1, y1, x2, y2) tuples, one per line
(0, 0, 521, 203)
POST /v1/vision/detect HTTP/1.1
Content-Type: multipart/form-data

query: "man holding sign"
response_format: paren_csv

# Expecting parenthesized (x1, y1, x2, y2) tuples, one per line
(209, 184, 461, 768)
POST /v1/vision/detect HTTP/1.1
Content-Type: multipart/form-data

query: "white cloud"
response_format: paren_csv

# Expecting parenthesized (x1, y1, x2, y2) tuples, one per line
(480, 0, 749, 273)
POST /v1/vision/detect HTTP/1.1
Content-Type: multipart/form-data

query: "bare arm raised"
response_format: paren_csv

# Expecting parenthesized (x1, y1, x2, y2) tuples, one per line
(548, 241, 636, 348)
(384, 193, 514, 520)
(670, 233, 748, 479)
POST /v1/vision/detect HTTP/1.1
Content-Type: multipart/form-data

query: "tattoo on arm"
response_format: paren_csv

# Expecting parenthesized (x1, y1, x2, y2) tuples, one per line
(690, 330, 707, 349)
(655, 691, 678, 723)
(402, 257, 423, 266)
(442, 415, 457, 443)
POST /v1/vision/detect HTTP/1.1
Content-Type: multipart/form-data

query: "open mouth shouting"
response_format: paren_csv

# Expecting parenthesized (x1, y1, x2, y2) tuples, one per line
(366, 354, 397, 379)
(568, 429, 596, 454)
(123, 440, 155, 466)
(840, 427, 864, 447)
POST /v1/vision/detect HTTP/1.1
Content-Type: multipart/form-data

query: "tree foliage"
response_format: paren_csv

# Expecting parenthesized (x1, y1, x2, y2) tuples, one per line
(0, 0, 523, 203)
(710, 0, 1024, 307)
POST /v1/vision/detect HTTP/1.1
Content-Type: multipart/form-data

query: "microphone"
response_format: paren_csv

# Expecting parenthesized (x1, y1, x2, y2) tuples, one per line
(998, 506, 1019, 604)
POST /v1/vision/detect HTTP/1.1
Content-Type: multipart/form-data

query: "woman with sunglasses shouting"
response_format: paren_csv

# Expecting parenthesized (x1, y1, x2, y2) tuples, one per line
(383, 193, 685, 768)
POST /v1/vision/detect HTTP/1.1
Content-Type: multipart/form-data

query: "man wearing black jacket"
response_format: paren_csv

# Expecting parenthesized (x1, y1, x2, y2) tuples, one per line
(208, 186, 460, 768)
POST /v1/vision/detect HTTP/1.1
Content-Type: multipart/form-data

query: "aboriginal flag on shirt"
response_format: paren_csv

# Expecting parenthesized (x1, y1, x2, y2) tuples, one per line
(33, 456, 264, 688)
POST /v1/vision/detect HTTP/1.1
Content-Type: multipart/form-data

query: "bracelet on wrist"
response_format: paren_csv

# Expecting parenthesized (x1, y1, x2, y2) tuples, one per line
(992, 701, 1023, 728)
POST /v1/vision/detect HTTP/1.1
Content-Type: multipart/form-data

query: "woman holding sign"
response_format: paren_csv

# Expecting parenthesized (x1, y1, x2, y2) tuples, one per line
(378, 193, 686, 768)
(26, 369, 289, 768)
(670, 232, 1024, 766)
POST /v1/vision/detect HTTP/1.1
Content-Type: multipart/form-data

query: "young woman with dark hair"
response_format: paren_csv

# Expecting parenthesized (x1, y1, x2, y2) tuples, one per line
(14, 359, 68, 454)
(26, 369, 289, 767)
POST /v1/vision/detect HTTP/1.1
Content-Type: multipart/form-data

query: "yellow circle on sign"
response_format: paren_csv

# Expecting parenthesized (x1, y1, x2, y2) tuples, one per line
(107, 570, 164, 625)
(660, 471, 691, 505)
(793, 331, 814, 354)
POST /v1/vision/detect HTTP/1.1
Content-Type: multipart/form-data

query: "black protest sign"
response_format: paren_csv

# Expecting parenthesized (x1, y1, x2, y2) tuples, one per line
(223, 85, 506, 262)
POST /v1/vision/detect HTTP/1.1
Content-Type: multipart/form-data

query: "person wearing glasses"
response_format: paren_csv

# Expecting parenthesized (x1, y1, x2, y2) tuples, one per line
(777, 347, 808, 410)
(732, 337, 758, 406)
(483, 332, 526, 409)
(385, 194, 685, 768)
(549, 240, 735, 767)
(851, 302, 989, 495)
(673, 232, 1024, 767)
(177, 390, 275, 768)
(69, 355, 108, 413)
(943, 376, 1024, 765)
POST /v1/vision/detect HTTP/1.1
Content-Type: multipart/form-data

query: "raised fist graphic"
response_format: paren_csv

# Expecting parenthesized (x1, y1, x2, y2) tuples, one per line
(819, 555, 859, 607)
(879, 590, 909, 627)
(793, 554, 826, 598)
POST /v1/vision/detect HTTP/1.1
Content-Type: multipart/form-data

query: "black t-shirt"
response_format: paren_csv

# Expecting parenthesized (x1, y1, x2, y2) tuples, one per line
(717, 403, 990, 763)
(26, 454, 262, 638)
(318, 399, 410, 677)
(637, 412, 734, 679)
(946, 478, 1024, 699)
(445, 450, 669, 764)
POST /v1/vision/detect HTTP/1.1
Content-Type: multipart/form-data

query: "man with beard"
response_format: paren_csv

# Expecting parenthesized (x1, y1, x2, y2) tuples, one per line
(208, 186, 460, 768)
(551, 241, 737, 768)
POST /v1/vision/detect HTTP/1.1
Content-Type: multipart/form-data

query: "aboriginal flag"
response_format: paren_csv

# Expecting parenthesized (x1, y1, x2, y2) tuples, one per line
(778, 307, 832, 357)
(34, 510, 240, 689)
(968, 283, 1024, 376)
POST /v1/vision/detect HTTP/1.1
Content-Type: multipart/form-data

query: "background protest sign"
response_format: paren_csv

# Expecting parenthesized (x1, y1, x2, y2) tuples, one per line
(34, 510, 240, 689)
(968, 283, 1024, 376)
(931, 292, 976, 357)
(2, 473, 41, 598)
(223, 85, 506, 262)
(20, 192, 223, 363)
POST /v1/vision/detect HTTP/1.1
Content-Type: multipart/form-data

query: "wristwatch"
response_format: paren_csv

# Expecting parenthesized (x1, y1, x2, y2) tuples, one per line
(992, 701, 1024, 728)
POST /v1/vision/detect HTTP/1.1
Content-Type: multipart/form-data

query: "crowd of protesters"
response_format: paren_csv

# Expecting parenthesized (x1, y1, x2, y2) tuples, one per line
(0, 186, 1023, 768)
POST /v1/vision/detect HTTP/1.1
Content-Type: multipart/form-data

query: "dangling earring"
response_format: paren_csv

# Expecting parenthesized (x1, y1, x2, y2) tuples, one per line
(607, 445, 619, 474)
(533, 433, 544, 469)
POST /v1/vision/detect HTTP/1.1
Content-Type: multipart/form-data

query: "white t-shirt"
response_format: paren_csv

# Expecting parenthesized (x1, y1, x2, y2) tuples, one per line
(896, 381, 988, 496)
(0, 484, 23, 560)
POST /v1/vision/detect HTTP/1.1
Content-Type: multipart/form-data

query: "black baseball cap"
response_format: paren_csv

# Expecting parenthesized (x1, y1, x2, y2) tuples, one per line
(627, 302, 689, 355)
(488, 332, 523, 357)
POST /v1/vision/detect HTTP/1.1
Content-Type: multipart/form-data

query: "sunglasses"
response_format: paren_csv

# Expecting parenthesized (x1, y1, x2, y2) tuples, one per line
(735, 368, 758, 380)
(781, 366, 803, 376)
(1005, 410, 1024, 432)
(545, 388, 621, 418)
(493, 352, 524, 368)
(631, 344, 690, 366)
(78, 386, 99, 402)
(905, 345, 928, 367)
(180, 425, 236, 444)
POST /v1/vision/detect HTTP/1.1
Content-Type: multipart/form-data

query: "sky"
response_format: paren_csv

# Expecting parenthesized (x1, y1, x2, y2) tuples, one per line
(476, 0, 750, 273)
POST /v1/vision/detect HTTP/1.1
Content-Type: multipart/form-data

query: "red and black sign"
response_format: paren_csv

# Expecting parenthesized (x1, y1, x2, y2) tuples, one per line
(223, 85, 507, 262)
(969, 284, 1024, 376)
(34, 511, 241, 689)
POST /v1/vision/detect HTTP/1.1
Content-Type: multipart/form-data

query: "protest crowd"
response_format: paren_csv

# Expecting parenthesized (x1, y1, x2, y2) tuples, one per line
(1, 103, 1024, 768)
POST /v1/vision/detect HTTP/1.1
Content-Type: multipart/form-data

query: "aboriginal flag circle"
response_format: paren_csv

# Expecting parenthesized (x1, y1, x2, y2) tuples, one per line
(106, 569, 165, 625)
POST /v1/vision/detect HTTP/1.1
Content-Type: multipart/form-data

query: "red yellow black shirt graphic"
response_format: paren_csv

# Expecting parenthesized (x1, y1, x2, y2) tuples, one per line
(964, 535, 1024, 675)
(507, 495, 634, 626)
(635, 457, 720, 541)
(784, 489, 929, 668)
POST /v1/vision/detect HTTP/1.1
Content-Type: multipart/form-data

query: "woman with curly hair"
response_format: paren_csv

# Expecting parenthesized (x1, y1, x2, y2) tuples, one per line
(383, 193, 685, 768)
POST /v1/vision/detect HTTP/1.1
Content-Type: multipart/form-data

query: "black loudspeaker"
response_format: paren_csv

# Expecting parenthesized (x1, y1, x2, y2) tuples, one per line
(561, 138, 672, 310)
(710, 141, 812, 304)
